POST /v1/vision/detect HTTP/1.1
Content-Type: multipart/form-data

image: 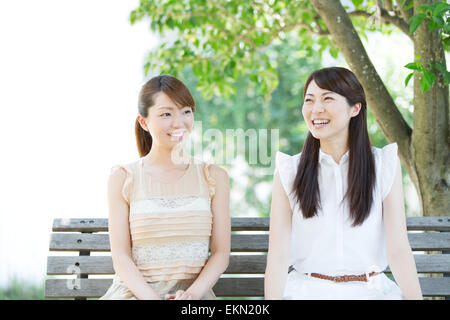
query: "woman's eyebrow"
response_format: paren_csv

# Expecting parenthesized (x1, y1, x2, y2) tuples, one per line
(156, 106, 175, 111)
(305, 91, 334, 97)
(156, 105, 192, 111)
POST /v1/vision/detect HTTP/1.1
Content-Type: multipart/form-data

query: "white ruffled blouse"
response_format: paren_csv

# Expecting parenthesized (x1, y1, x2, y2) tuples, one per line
(276, 143, 399, 276)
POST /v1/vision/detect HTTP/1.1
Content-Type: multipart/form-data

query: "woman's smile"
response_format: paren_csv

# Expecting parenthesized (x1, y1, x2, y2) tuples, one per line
(312, 118, 331, 129)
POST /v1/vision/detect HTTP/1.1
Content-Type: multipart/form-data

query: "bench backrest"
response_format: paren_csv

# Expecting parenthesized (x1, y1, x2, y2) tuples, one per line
(45, 217, 450, 299)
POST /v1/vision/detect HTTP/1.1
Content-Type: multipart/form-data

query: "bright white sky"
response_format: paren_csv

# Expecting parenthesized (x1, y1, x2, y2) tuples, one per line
(0, 0, 425, 288)
(0, 0, 157, 286)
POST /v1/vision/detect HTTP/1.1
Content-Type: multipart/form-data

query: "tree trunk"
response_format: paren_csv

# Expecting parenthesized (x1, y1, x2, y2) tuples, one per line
(412, 0, 449, 217)
(311, 0, 449, 216)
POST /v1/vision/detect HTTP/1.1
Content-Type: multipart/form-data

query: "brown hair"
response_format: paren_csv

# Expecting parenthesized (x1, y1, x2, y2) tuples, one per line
(135, 75, 196, 157)
(293, 67, 376, 227)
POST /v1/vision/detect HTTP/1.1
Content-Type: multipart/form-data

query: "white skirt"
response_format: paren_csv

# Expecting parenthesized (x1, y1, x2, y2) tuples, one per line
(283, 270, 404, 300)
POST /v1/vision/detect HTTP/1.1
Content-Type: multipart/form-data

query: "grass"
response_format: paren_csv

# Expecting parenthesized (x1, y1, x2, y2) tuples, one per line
(0, 276, 45, 300)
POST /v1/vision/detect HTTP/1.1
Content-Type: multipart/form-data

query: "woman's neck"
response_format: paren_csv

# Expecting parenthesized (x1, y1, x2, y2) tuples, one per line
(319, 138, 349, 165)
(144, 143, 188, 168)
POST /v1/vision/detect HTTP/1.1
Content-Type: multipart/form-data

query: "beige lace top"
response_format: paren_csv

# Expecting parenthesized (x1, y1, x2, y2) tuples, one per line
(112, 156, 215, 283)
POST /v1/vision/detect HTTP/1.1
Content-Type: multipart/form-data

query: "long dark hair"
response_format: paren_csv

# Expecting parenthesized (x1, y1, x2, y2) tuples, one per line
(293, 67, 376, 227)
(135, 75, 196, 157)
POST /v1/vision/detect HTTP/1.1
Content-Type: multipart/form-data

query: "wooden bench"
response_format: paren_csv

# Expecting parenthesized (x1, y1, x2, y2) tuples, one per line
(45, 217, 450, 299)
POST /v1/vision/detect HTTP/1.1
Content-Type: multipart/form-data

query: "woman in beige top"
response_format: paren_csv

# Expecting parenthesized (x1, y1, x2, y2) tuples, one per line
(100, 75, 230, 300)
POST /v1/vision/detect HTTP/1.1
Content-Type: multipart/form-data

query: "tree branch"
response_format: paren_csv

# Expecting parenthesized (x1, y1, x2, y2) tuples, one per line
(348, 9, 412, 40)
(311, 0, 413, 166)
(384, 0, 394, 12)
(395, 0, 414, 22)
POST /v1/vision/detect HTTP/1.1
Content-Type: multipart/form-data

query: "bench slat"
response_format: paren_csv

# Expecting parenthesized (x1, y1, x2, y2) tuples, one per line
(52, 217, 450, 232)
(47, 254, 450, 275)
(52, 218, 270, 232)
(406, 217, 450, 231)
(44, 277, 450, 298)
(49, 234, 270, 252)
(47, 255, 268, 275)
(49, 232, 450, 252)
(44, 278, 264, 298)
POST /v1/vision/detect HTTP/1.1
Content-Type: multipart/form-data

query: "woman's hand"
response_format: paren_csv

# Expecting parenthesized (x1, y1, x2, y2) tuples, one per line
(165, 290, 197, 300)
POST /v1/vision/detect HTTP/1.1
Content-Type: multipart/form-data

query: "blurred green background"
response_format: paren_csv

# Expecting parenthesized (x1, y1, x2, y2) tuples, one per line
(1, 0, 431, 299)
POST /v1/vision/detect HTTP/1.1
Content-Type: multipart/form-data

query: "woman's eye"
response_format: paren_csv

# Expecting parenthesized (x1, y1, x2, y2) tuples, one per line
(304, 99, 312, 103)
(184, 109, 192, 114)
(161, 113, 171, 117)
(324, 97, 333, 101)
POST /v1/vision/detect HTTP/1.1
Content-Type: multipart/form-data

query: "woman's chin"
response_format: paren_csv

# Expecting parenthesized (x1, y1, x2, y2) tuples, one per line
(310, 131, 326, 140)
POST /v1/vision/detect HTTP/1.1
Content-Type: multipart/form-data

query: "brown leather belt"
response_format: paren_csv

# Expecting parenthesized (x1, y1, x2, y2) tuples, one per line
(307, 271, 381, 283)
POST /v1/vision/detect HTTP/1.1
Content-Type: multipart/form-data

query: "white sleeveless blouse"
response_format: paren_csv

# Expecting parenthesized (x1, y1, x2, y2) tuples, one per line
(276, 143, 404, 299)
(276, 143, 398, 275)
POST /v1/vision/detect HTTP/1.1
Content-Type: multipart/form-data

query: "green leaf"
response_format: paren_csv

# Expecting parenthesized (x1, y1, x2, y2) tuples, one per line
(144, 62, 151, 76)
(431, 62, 450, 84)
(443, 36, 450, 51)
(402, 0, 414, 10)
(409, 14, 427, 34)
(405, 72, 414, 87)
(432, 2, 450, 17)
(444, 72, 450, 84)
(443, 22, 450, 34)
(431, 62, 447, 74)
(329, 47, 339, 59)
(352, 0, 363, 8)
(404, 62, 420, 70)
(429, 16, 444, 31)
(420, 71, 436, 93)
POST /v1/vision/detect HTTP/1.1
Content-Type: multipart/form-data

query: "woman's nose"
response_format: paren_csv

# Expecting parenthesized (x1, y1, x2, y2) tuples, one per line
(311, 101, 325, 113)
(171, 113, 183, 128)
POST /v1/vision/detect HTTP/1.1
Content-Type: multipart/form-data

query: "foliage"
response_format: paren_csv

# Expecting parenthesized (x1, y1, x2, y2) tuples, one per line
(131, 0, 378, 99)
(130, 0, 423, 215)
(180, 36, 394, 215)
(405, 1, 450, 92)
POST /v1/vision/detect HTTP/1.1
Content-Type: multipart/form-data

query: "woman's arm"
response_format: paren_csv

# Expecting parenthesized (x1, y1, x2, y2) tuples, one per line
(264, 170, 292, 300)
(173, 165, 231, 300)
(383, 159, 423, 300)
(107, 168, 161, 300)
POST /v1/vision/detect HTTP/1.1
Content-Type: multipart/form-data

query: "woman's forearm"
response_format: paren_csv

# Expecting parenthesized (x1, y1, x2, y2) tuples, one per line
(185, 252, 229, 299)
(264, 255, 289, 300)
(387, 247, 423, 300)
(113, 254, 161, 300)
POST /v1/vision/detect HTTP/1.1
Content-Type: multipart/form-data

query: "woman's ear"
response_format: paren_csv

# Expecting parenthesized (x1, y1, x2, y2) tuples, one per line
(350, 102, 362, 118)
(137, 115, 150, 132)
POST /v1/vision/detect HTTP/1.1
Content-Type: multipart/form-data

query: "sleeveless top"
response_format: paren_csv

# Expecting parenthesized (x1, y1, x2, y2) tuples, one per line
(275, 143, 399, 276)
(111, 156, 215, 284)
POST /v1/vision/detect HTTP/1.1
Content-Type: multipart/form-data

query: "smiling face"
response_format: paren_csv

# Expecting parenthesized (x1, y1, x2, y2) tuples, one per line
(302, 80, 361, 143)
(137, 91, 194, 149)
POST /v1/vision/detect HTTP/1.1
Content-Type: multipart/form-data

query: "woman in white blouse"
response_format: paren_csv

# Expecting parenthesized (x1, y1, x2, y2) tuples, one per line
(265, 67, 422, 300)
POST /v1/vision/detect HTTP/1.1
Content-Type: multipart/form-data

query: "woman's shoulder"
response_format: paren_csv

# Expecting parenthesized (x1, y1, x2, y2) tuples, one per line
(275, 151, 301, 196)
(110, 159, 140, 174)
(370, 143, 399, 200)
(107, 160, 140, 204)
(193, 157, 228, 180)
(108, 159, 141, 184)
(370, 143, 398, 162)
(208, 163, 228, 180)
(275, 151, 301, 170)
(370, 142, 397, 152)
(191, 158, 228, 198)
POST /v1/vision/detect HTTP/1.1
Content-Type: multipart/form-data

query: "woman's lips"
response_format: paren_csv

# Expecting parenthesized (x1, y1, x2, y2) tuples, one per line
(168, 129, 186, 141)
(312, 119, 330, 129)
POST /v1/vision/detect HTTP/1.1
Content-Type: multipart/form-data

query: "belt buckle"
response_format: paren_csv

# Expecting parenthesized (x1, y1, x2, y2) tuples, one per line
(333, 276, 339, 283)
